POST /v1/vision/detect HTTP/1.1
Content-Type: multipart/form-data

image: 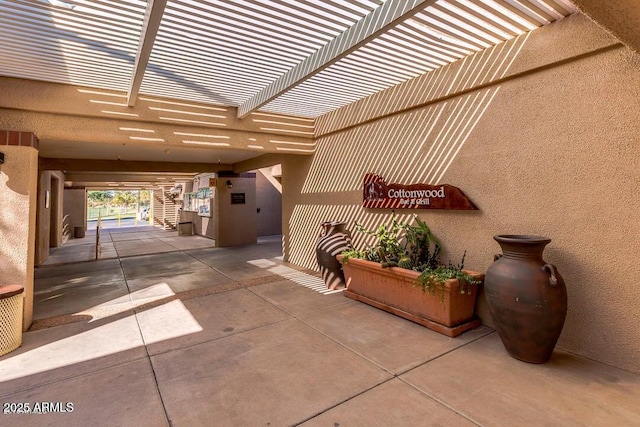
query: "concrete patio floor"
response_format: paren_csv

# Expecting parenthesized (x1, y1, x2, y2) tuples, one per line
(1, 226, 638, 426)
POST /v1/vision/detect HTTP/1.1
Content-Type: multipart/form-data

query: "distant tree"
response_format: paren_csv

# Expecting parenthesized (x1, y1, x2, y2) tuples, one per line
(87, 191, 114, 207)
(112, 191, 137, 208)
(139, 190, 151, 207)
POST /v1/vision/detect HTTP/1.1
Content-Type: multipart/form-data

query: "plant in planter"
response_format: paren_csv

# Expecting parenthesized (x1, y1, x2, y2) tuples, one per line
(338, 215, 483, 337)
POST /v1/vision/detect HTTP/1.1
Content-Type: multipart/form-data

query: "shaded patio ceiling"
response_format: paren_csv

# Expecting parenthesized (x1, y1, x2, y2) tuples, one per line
(1, 0, 577, 118)
(0, 0, 580, 188)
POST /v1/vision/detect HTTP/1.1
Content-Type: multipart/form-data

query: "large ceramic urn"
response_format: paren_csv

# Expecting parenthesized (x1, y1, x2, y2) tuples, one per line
(315, 221, 352, 290)
(485, 235, 567, 363)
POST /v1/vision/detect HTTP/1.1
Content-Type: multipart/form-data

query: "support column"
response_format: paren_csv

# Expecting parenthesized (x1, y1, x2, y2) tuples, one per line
(0, 131, 39, 330)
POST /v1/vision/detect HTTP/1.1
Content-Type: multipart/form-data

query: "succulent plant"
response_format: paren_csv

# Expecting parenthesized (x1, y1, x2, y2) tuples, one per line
(398, 256, 413, 270)
(341, 213, 479, 301)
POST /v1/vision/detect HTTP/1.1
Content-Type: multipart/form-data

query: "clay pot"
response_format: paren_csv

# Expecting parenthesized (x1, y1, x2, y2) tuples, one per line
(485, 235, 567, 363)
(315, 221, 352, 290)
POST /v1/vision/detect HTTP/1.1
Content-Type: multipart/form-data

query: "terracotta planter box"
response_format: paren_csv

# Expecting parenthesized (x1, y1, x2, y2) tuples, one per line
(338, 255, 484, 337)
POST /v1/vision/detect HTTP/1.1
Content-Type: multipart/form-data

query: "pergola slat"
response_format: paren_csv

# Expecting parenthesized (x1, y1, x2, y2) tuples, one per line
(0, 0, 576, 119)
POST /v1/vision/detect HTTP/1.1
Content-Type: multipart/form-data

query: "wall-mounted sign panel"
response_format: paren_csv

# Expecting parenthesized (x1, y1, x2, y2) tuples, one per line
(363, 173, 478, 210)
(231, 193, 246, 205)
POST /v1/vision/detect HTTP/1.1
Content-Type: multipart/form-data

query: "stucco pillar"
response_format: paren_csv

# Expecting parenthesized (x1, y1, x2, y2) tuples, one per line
(216, 174, 257, 247)
(0, 131, 39, 330)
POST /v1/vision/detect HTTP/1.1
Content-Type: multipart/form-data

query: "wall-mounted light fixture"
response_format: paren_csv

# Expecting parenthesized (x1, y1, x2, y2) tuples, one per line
(226, 180, 233, 189)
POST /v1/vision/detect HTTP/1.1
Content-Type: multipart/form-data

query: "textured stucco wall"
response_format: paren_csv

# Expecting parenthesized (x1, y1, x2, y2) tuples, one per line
(216, 177, 257, 247)
(63, 188, 87, 236)
(0, 145, 38, 329)
(282, 14, 640, 373)
(0, 78, 315, 154)
(256, 168, 282, 237)
(572, 0, 640, 54)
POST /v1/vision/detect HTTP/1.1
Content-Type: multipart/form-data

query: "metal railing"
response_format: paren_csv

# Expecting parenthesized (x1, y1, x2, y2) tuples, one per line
(95, 215, 102, 260)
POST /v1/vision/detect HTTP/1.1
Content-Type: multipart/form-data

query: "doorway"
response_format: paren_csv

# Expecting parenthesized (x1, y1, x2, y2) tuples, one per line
(49, 174, 62, 247)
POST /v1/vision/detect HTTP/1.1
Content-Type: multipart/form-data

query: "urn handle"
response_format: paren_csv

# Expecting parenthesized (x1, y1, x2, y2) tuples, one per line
(494, 253, 503, 261)
(542, 263, 559, 286)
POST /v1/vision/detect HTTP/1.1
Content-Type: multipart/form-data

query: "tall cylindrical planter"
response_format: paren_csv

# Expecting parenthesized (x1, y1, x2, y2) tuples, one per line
(0, 284, 24, 356)
(316, 221, 352, 290)
(485, 235, 567, 363)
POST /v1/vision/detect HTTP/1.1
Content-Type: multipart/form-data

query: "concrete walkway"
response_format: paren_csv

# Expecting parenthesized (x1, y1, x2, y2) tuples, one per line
(1, 227, 639, 426)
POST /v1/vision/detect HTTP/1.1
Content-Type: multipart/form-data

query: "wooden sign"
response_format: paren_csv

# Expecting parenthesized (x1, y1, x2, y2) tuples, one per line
(362, 173, 478, 210)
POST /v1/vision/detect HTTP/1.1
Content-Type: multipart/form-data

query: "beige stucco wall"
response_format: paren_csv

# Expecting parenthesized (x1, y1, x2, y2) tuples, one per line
(572, 0, 640, 54)
(216, 176, 257, 247)
(63, 188, 87, 237)
(282, 14, 640, 373)
(0, 78, 314, 156)
(0, 145, 38, 329)
(181, 173, 259, 245)
(256, 168, 282, 237)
